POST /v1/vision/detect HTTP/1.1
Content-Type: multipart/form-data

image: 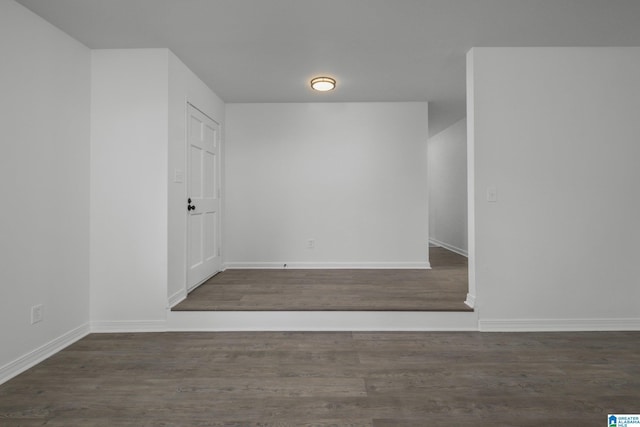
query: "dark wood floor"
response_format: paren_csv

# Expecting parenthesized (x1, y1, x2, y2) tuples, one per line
(173, 247, 470, 311)
(1, 331, 639, 426)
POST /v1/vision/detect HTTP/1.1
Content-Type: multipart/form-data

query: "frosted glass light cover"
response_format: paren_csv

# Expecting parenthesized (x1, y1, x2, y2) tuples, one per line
(311, 77, 336, 91)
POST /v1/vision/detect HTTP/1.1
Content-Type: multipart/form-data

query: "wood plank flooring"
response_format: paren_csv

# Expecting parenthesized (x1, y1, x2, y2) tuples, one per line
(173, 247, 470, 311)
(1, 331, 639, 426)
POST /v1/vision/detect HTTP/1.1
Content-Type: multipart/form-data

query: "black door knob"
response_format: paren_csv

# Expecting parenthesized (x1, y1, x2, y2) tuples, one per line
(188, 205, 195, 211)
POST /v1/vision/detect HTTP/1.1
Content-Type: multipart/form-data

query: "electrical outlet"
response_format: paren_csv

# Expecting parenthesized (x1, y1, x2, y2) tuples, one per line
(306, 239, 315, 249)
(31, 304, 43, 324)
(486, 186, 498, 202)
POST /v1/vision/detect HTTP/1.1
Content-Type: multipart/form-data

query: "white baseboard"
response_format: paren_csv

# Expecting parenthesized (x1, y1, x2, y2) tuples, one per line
(168, 288, 187, 308)
(167, 311, 478, 331)
(0, 322, 90, 385)
(90, 320, 166, 333)
(464, 293, 476, 309)
(479, 318, 640, 332)
(429, 238, 468, 257)
(224, 261, 431, 269)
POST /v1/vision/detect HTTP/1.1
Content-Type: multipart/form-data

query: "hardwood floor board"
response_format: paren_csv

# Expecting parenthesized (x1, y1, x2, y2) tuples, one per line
(68, 331, 358, 352)
(273, 364, 366, 379)
(373, 419, 482, 427)
(358, 347, 638, 368)
(7, 377, 367, 400)
(373, 418, 598, 427)
(38, 397, 373, 424)
(357, 350, 486, 366)
(175, 377, 366, 397)
(231, 396, 392, 420)
(15, 350, 364, 383)
(362, 393, 609, 420)
(226, 298, 470, 311)
(40, 420, 373, 427)
(352, 331, 508, 348)
(363, 374, 627, 400)
(6, 375, 366, 400)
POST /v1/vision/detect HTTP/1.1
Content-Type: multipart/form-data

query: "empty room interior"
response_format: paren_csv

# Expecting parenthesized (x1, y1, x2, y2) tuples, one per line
(1, 0, 639, 425)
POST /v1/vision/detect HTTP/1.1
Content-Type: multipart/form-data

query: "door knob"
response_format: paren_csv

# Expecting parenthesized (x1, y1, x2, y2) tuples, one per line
(188, 205, 196, 211)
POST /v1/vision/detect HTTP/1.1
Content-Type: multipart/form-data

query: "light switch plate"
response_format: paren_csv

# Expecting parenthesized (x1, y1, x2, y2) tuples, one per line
(31, 304, 43, 324)
(173, 169, 184, 183)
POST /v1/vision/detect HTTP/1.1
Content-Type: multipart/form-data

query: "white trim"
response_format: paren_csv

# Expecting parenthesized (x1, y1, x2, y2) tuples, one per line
(168, 288, 187, 308)
(464, 293, 476, 309)
(187, 270, 220, 293)
(466, 49, 478, 327)
(429, 238, 468, 257)
(479, 318, 640, 332)
(167, 311, 477, 331)
(90, 320, 166, 333)
(224, 261, 431, 270)
(0, 323, 90, 385)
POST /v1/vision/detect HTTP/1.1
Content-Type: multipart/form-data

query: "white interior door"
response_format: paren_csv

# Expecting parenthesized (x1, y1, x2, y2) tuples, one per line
(187, 104, 221, 291)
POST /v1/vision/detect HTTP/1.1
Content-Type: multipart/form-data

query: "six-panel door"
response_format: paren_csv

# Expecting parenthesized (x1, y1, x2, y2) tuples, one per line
(187, 104, 221, 291)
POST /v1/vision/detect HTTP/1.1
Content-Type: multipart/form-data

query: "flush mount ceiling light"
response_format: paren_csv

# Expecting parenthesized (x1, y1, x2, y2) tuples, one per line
(310, 76, 336, 92)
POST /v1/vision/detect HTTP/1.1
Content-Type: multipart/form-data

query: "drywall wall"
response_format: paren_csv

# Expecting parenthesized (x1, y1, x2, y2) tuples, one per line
(225, 102, 429, 268)
(428, 118, 467, 255)
(0, 0, 90, 381)
(469, 47, 640, 329)
(90, 49, 169, 328)
(167, 51, 225, 306)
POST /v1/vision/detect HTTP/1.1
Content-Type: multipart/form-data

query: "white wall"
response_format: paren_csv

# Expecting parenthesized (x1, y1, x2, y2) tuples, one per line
(90, 49, 226, 324)
(167, 51, 225, 306)
(0, 0, 90, 380)
(225, 102, 429, 268)
(469, 47, 640, 330)
(90, 49, 169, 328)
(428, 118, 467, 255)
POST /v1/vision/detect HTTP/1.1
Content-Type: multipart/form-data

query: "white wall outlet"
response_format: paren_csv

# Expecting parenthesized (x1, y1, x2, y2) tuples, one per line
(486, 186, 498, 202)
(31, 304, 43, 324)
(307, 239, 315, 249)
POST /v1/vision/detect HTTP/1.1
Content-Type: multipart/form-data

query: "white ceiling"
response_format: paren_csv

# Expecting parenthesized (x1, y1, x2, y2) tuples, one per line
(16, 0, 640, 136)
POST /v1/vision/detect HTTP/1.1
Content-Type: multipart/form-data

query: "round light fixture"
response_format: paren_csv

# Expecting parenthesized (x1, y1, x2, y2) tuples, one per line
(310, 76, 336, 92)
